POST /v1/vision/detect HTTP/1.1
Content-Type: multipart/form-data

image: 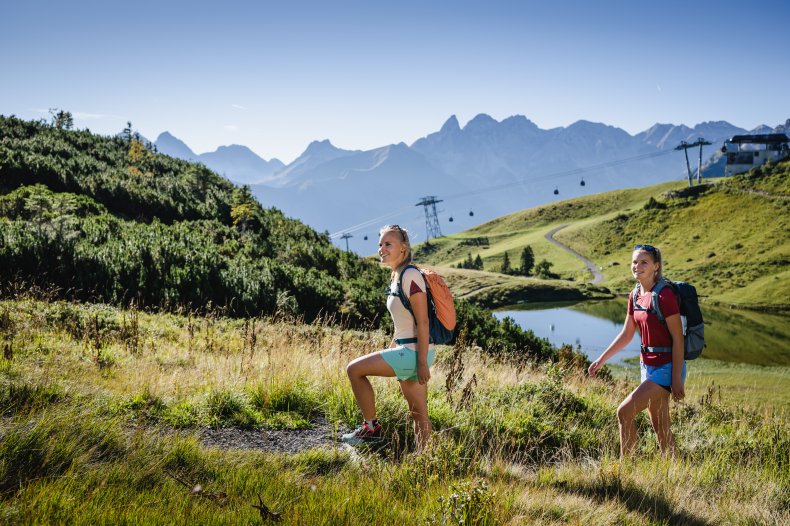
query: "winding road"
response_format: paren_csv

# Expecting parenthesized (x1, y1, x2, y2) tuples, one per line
(544, 224, 604, 284)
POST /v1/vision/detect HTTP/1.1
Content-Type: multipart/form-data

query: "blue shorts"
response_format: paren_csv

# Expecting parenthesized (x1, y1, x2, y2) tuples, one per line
(641, 361, 686, 390)
(380, 345, 435, 381)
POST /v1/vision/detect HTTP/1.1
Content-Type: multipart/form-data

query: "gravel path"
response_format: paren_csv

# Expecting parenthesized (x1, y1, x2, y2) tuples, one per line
(197, 417, 349, 454)
(544, 224, 604, 284)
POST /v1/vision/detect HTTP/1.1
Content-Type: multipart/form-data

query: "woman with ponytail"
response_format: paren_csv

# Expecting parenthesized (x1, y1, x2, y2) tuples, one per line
(341, 225, 434, 451)
(588, 244, 686, 457)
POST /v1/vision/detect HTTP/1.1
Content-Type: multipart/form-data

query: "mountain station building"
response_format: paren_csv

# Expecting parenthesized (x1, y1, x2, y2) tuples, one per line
(722, 133, 790, 176)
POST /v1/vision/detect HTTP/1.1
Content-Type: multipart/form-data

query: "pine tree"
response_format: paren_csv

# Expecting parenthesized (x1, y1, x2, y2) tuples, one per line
(123, 121, 133, 143)
(474, 254, 484, 270)
(501, 251, 511, 274)
(231, 185, 256, 232)
(520, 245, 535, 276)
(50, 109, 73, 130)
(462, 253, 474, 269)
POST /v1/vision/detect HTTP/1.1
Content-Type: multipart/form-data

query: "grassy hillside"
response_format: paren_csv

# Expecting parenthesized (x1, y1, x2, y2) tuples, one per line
(432, 266, 611, 308)
(0, 115, 388, 324)
(0, 298, 786, 524)
(418, 161, 790, 309)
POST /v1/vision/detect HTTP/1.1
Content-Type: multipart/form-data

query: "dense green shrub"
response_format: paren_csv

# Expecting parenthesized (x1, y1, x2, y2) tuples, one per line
(0, 117, 388, 324)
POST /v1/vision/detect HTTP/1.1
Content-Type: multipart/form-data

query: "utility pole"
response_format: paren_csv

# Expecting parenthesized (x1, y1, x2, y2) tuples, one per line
(340, 233, 353, 252)
(676, 141, 694, 187)
(696, 138, 712, 184)
(415, 196, 443, 241)
(675, 138, 711, 187)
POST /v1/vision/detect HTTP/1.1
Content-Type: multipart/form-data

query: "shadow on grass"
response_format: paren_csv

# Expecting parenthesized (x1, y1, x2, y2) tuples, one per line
(553, 475, 712, 526)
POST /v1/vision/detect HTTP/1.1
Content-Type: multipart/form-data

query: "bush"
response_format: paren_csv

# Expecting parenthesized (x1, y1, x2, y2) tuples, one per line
(0, 116, 390, 326)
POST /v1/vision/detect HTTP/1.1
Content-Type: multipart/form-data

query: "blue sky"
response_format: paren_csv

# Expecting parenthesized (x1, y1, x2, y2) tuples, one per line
(2, 0, 789, 163)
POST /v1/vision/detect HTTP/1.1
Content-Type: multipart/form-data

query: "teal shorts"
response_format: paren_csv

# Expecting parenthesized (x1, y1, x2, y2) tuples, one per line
(380, 345, 436, 381)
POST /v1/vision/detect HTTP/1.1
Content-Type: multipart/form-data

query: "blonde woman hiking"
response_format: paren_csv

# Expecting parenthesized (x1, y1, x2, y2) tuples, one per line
(342, 225, 434, 451)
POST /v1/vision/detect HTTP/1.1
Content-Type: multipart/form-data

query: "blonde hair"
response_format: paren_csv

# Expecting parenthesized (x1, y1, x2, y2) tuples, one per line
(379, 224, 413, 266)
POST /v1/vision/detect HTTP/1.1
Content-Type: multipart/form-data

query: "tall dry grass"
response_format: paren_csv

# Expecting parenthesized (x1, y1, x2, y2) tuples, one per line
(0, 298, 787, 524)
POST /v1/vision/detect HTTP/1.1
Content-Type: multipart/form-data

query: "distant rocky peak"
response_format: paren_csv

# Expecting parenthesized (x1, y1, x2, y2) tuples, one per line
(750, 124, 774, 134)
(439, 115, 461, 133)
(566, 119, 613, 132)
(304, 139, 340, 155)
(154, 131, 196, 159)
(501, 114, 538, 130)
(215, 144, 252, 153)
(464, 113, 498, 131)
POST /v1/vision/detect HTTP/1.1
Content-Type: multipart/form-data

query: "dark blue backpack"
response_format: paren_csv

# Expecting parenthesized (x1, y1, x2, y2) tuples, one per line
(632, 278, 705, 360)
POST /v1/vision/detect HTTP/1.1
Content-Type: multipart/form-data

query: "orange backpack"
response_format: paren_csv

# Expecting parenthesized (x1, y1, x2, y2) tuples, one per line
(395, 264, 457, 344)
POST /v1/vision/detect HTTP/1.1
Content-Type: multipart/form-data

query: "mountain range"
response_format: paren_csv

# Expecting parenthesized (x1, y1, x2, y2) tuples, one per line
(156, 132, 284, 185)
(154, 116, 787, 254)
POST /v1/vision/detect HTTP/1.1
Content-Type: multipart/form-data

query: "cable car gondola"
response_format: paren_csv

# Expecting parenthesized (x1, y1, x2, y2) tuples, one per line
(448, 216, 454, 222)
(553, 187, 559, 195)
(363, 235, 368, 241)
(580, 178, 586, 187)
(469, 209, 474, 217)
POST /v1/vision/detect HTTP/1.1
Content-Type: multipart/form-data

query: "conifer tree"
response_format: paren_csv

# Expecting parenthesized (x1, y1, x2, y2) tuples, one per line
(501, 251, 511, 274)
(50, 109, 73, 130)
(230, 185, 256, 232)
(463, 253, 474, 269)
(520, 245, 535, 276)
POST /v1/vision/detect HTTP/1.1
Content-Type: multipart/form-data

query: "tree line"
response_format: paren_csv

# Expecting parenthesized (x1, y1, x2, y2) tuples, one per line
(457, 246, 556, 279)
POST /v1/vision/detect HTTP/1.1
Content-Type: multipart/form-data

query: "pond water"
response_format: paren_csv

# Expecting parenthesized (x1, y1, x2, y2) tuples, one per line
(495, 298, 790, 366)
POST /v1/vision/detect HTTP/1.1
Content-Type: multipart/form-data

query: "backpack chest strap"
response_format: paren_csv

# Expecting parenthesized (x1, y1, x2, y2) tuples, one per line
(641, 345, 672, 353)
(633, 279, 669, 323)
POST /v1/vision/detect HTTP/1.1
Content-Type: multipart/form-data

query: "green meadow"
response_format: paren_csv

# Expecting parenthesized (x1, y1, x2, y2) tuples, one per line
(0, 299, 787, 525)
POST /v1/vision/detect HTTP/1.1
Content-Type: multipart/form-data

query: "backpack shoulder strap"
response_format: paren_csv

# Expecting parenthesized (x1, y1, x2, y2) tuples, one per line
(631, 283, 643, 312)
(396, 264, 420, 312)
(650, 278, 671, 323)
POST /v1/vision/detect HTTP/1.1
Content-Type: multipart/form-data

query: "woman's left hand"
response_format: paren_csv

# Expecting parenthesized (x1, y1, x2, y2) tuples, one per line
(417, 362, 430, 385)
(671, 383, 685, 402)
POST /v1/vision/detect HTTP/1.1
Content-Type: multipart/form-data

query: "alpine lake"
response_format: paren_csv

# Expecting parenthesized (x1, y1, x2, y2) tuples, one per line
(494, 298, 790, 367)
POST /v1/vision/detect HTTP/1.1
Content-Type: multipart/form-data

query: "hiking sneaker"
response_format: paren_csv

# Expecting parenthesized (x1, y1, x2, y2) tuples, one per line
(341, 421, 382, 446)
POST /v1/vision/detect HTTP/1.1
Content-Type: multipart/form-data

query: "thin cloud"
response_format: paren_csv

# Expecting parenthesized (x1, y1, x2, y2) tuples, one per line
(224, 124, 239, 132)
(231, 104, 248, 110)
(73, 111, 123, 121)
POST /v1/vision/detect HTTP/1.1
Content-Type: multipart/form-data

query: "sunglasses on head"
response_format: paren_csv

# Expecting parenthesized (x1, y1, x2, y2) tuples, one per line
(386, 224, 406, 240)
(634, 244, 657, 253)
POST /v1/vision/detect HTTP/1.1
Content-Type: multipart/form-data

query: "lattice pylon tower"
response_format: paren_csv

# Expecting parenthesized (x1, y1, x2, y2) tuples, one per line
(416, 196, 443, 241)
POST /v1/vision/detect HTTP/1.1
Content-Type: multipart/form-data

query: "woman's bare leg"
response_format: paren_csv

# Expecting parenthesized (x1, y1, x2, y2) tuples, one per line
(646, 388, 675, 456)
(346, 352, 395, 420)
(399, 379, 431, 451)
(616, 380, 670, 457)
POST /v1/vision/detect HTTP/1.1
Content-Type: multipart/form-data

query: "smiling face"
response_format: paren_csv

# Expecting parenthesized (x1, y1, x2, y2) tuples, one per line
(378, 231, 407, 269)
(631, 249, 660, 283)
